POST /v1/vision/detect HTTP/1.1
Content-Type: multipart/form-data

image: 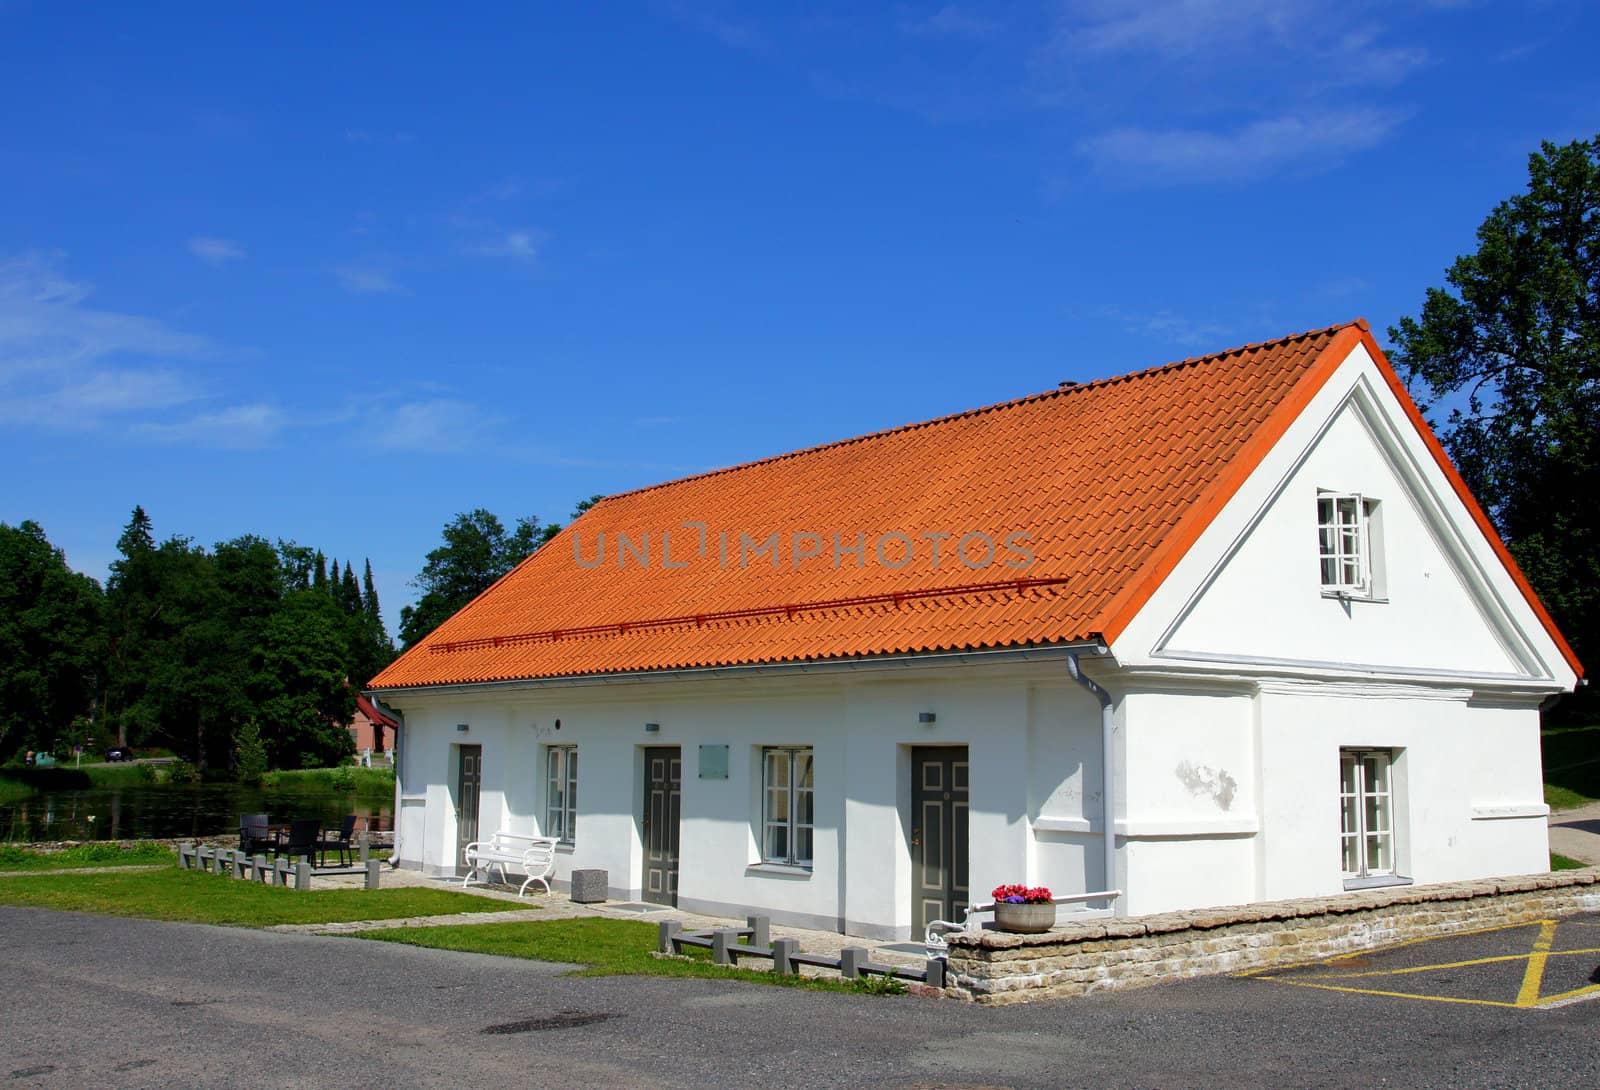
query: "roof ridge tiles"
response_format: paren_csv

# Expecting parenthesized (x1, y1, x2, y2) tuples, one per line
(600, 320, 1361, 504)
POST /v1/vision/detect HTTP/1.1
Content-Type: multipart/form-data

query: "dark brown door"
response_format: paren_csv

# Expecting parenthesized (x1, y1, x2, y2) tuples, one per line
(455, 745, 482, 870)
(912, 746, 969, 935)
(643, 747, 681, 905)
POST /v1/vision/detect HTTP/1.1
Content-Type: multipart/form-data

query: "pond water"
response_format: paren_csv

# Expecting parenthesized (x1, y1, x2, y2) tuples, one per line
(1, 785, 393, 842)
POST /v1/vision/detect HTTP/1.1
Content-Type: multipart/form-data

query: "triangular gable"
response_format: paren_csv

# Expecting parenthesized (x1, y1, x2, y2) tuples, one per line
(1111, 331, 1582, 686)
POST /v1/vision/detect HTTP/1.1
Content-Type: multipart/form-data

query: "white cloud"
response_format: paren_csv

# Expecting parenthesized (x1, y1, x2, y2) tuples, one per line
(0, 252, 264, 442)
(344, 128, 416, 146)
(901, 5, 997, 38)
(131, 403, 286, 449)
(469, 230, 544, 262)
(664, 2, 767, 51)
(373, 399, 500, 453)
(187, 236, 246, 265)
(1059, 0, 1309, 58)
(1090, 305, 1233, 349)
(1079, 108, 1405, 183)
(335, 262, 402, 294)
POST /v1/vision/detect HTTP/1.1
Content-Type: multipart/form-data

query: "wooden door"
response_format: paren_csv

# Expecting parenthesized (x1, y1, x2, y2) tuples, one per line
(643, 747, 681, 906)
(455, 744, 482, 870)
(911, 746, 969, 935)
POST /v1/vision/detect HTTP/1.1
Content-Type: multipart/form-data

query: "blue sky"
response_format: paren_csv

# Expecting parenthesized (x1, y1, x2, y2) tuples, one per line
(2, 1, 1596, 632)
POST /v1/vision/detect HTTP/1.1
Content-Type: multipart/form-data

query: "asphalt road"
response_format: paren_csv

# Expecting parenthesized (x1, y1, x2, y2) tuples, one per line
(4, 906, 1598, 1089)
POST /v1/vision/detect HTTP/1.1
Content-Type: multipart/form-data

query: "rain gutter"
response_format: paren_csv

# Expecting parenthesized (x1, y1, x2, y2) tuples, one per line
(366, 640, 1108, 699)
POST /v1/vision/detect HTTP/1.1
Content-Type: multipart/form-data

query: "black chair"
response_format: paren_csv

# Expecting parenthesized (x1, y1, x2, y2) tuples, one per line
(316, 815, 358, 868)
(239, 813, 272, 855)
(278, 818, 321, 868)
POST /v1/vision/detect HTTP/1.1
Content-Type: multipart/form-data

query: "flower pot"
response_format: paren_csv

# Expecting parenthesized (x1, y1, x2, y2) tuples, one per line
(994, 901, 1056, 933)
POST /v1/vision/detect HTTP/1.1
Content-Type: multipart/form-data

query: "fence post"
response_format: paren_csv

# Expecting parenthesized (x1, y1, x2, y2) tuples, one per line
(252, 854, 269, 882)
(747, 915, 770, 949)
(274, 858, 290, 886)
(231, 851, 246, 879)
(924, 957, 946, 990)
(359, 834, 370, 866)
(772, 937, 798, 976)
(177, 843, 193, 869)
(365, 859, 381, 890)
(658, 920, 681, 954)
(294, 862, 311, 890)
(712, 929, 737, 966)
(840, 947, 866, 980)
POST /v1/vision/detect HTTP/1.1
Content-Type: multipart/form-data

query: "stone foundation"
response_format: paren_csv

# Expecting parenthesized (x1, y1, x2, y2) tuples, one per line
(945, 868, 1600, 1005)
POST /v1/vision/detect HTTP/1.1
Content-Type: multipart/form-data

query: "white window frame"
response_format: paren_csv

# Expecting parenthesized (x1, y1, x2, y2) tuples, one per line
(1318, 492, 1381, 598)
(761, 746, 814, 868)
(1339, 748, 1401, 887)
(545, 745, 577, 844)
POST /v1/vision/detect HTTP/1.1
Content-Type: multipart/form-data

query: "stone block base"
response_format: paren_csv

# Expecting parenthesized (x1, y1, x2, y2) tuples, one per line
(944, 868, 1600, 1005)
(570, 868, 608, 904)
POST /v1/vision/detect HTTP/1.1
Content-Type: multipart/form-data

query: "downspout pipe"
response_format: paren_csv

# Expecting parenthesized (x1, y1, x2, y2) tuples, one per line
(370, 696, 404, 869)
(1067, 648, 1118, 914)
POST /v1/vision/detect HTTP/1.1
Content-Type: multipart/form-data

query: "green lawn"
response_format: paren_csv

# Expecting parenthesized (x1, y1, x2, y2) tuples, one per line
(1543, 723, 1600, 810)
(1551, 853, 1590, 871)
(0, 775, 33, 805)
(0, 842, 174, 871)
(357, 917, 862, 992)
(260, 766, 394, 798)
(0, 867, 511, 927)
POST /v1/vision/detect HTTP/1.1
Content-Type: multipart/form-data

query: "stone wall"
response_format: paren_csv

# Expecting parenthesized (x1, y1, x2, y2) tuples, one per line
(945, 869, 1600, 1005)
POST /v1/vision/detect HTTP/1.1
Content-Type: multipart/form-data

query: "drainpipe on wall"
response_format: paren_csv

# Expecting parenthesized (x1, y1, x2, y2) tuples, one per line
(371, 697, 404, 869)
(1067, 647, 1119, 915)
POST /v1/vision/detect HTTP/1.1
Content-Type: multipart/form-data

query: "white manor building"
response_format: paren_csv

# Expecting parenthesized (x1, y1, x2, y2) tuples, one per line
(369, 321, 1582, 940)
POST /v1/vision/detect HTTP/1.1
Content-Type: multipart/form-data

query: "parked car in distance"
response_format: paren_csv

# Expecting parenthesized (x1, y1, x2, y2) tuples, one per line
(104, 747, 132, 762)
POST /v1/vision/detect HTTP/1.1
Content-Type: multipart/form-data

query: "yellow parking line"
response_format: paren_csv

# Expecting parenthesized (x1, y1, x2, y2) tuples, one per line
(1534, 983, 1600, 1008)
(1514, 920, 1558, 1008)
(1292, 945, 1600, 982)
(1233, 919, 1551, 977)
(1262, 978, 1520, 1009)
(1249, 917, 1600, 1010)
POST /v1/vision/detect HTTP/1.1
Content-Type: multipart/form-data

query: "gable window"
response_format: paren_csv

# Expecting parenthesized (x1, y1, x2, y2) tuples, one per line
(762, 746, 814, 867)
(1318, 492, 1383, 598)
(1339, 748, 1404, 888)
(546, 745, 577, 844)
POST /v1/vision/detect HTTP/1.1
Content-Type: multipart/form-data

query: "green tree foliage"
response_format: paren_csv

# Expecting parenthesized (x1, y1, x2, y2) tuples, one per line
(247, 591, 357, 768)
(97, 508, 395, 769)
(339, 560, 363, 616)
(398, 509, 554, 649)
(361, 559, 380, 621)
(233, 716, 268, 786)
(0, 521, 105, 757)
(1389, 136, 1600, 710)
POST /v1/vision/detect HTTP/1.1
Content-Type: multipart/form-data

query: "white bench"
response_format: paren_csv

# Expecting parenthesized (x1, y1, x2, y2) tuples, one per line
(461, 832, 557, 897)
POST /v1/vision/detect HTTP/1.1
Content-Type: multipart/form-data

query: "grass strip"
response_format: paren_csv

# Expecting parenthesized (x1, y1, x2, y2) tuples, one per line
(260, 767, 395, 798)
(0, 775, 34, 805)
(1543, 724, 1600, 810)
(357, 917, 861, 992)
(0, 843, 174, 871)
(1550, 853, 1590, 871)
(0, 867, 510, 927)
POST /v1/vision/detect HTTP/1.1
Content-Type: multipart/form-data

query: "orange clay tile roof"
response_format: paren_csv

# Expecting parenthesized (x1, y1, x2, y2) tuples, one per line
(370, 319, 1582, 689)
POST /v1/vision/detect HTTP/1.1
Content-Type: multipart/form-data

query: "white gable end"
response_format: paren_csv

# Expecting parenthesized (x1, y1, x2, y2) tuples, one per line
(1115, 343, 1576, 691)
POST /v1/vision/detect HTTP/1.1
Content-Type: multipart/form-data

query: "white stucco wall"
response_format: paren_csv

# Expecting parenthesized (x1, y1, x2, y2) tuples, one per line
(387, 661, 1106, 940)
(383, 342, 1576, 936)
